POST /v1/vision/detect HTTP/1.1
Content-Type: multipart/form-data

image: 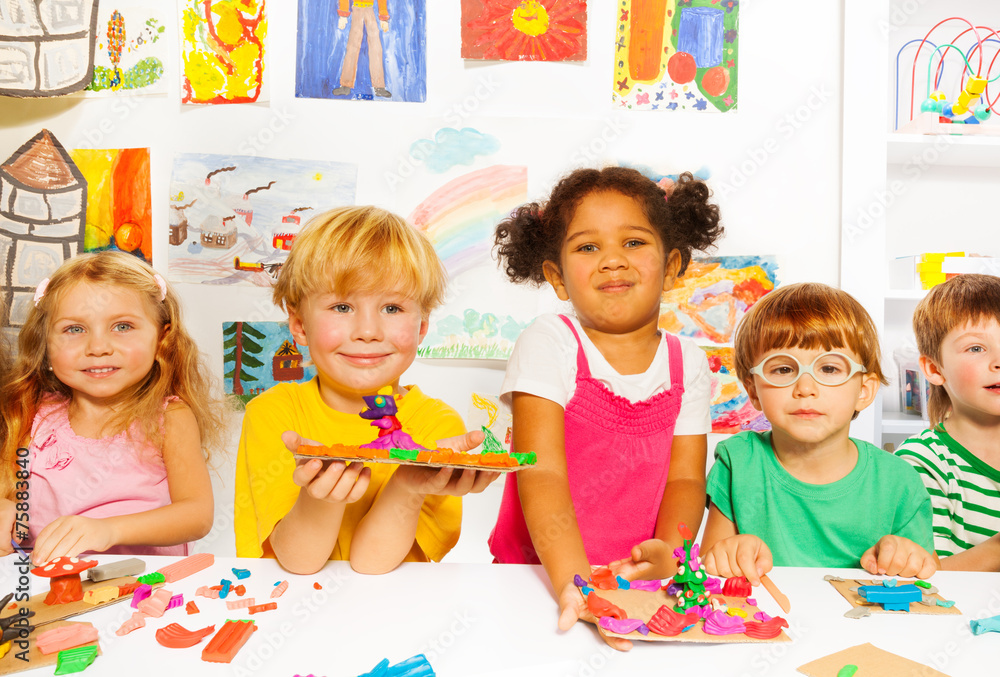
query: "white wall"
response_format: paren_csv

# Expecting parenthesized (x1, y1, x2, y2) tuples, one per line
(0, 1, 846, 560)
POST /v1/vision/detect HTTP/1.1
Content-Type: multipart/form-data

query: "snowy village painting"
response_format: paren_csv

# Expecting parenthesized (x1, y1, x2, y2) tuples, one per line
(168, 153, 357, 286)
(223, 321, 315, 406)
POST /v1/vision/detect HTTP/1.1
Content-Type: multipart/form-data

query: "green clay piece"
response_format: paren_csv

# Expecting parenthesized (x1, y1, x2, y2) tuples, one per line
(836, 666, 858, 677)
(512, 452, 537, 465)
(936, 598, 956, 608)
(55, 645, 98, 675)
(389, 449, 419, 461)
(137, 572, 165, 586)
(914, 580, 932, 589)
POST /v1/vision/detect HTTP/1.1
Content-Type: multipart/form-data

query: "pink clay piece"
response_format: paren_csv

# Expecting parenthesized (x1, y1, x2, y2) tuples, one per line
(36, 624, 99, 655)
(598, 617, 647, 634)
(156, 553, 215, 583)
(225, 597, 255, 610)
(167, 594, 184, 610)
(116, 612, 148, 636)
(137, 588, 173, 618)
(130, 583, 152, 609)
(270, 581, 288, 599)
(196, 586, 220, 599)
(703, 609, 746, 635)
(629, 580, 662, 592)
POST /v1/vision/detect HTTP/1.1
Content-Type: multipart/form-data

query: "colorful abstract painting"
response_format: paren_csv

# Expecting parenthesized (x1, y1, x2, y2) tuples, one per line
(612, 0, 739, 112)
(461, 0, 587, 61)
(660, 255, 777, 344)
(223, 321, 315, 407)
(0, 0, 99, 97)
(69, 148, 152, 263)
(168, 153, 357, 286)
(180, 0, 266, 104)
(703, 346, 769, 435)
(296, 0, 426, 102)
(468, 393, 512, 453)
(85, 2, 166, 95)
(410, 165, 535, 359)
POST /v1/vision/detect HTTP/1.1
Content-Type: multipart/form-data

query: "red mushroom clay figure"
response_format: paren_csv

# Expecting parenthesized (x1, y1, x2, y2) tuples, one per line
(32, 557, 99, 605)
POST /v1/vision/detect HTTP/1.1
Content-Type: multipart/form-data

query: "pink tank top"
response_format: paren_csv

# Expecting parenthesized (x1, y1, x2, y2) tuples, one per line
(489, 315, 685, 565)
(25, 397, 189, 557)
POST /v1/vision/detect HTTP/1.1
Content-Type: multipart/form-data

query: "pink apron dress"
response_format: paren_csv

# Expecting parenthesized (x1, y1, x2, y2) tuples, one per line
(489, 315, 685, 565)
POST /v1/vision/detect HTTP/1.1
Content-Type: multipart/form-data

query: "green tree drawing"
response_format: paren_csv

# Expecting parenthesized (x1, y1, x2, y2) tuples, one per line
(223, 322, 265, 396)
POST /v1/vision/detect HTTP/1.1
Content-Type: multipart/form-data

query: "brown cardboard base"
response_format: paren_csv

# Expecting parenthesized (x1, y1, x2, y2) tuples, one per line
(797, 643, 949, 676)
(293, 453, 529, 473)
(11, 576, 163, 627)
(828, 578, 961, 615)
(0, 621, 101, 676)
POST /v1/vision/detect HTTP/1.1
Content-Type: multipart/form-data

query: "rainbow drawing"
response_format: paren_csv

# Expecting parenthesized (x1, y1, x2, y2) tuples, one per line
(703, 346, 769, 434)
(409, 164, 527, 277)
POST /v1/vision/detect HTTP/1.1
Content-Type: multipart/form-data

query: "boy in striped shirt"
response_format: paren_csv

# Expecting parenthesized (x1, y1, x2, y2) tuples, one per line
(896, 274, 1000, 570)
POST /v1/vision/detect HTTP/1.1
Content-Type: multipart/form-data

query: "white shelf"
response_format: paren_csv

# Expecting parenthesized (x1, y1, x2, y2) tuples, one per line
(884, 289, 927, 302)
(887, 132, 1000, 167)
(881, 411, 929, 435)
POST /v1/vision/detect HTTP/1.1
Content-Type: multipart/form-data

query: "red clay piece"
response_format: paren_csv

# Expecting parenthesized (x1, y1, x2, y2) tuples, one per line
(31, 557, 99, 605)
(156, 623, 216, 649)
(156, 553, 215, 584)
(118, 582, 140, 597)
(313, 582, 322, 590)
(742, 616, 789, 639)
(647, 605, 699, 636)
(586, 592, 626, 620)
(186, 601, 200, 614)
(233, 585, 246, 596)
(722, 576, 753, 598)
(201, 620, 257, 663)
(36, 624, 99, 655)
(590, 566, 617, 591)
(248, 602, 277, 614)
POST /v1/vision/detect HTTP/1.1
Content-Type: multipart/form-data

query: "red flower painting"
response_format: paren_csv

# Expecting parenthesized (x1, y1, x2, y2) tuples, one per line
(461, 0, 587, 61)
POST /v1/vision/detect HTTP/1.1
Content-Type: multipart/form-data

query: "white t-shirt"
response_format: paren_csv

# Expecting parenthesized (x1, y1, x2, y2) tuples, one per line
(501, 314, 711, 436)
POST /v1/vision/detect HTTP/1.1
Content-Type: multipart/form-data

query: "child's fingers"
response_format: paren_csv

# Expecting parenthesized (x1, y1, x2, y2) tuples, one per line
(735, 547, 761, 586)
(281, 430, 322, 453)
(875, 538, 898, 575)
(327, 462, 368, 502)
(469, 470, 500, 494)
(599, 632, 633, 653)
(916, 553, 937, 580)
(291, 458, 326, 488)
(342, 467, 372, 503)
(702, 550, 720, 577)
(859, 546, 877, 574)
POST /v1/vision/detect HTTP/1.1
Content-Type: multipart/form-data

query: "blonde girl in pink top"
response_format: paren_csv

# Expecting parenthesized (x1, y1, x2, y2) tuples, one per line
(0, 252, 225, 564)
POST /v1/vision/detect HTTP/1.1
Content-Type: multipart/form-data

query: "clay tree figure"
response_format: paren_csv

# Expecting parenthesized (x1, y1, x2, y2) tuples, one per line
(31, 557, 99, 605)
(672, 523, 710, 611)
(0, 593, 34, 643)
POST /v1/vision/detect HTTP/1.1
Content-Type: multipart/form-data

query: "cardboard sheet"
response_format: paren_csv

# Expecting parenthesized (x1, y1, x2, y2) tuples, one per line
(797, 642, 950, 677)
(0, 621, 100, 676)
(828, 578, 961, 615)
(11, 576, 162, 627)
(293, 452, 529, 474)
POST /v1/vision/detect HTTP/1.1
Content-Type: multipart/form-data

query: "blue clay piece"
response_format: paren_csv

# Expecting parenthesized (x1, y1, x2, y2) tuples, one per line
(358, 659, 390, 677)
(385, 654, 435, 676)
(883, 578, 897, 588)
(970, 615, 1000, 635)
(681, 623, 696, 633)
(638, 623, 649, 636)
(616, 576, 630, 590)
(219, 579, 232, 599)
(232, 568, 251, 580)
(581, 586, 593, 596)
(574, 575, 587, 588)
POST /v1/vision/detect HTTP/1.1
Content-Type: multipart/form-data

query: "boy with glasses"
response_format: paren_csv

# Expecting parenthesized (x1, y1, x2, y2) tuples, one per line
(700, 283, 937, 584)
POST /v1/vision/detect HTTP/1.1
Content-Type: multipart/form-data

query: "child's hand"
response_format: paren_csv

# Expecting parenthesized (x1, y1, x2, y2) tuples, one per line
(861, 535, 938, 579)
(32, 516, 116, 565)
(434, 429, 486, 452)
(283, 431, 372, 505)
(391, 465, 500, 497)
(702, 534, 773, 586)
(0, 499, 17, 557)
(557, 581, 632, 652)
(609, 539, 674, 581)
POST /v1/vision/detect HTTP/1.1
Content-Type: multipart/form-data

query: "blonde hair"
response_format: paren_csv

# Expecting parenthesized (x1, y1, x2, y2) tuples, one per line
(734, 282, 888, 388)
(913, 274, 1000, 426)
(273, 206, 447, 314)
(0, 252, 226, 499)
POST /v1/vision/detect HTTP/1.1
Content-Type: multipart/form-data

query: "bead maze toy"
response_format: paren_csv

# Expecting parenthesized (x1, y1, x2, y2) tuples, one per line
(895, 17, 1000, 135)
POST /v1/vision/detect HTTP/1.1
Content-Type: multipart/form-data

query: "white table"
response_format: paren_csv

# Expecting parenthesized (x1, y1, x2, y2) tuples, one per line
(1, 556, 997, 676)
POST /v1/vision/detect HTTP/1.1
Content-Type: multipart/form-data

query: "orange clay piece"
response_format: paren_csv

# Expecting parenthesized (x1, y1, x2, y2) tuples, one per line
(186, 601, 200, 614)
(5, 603, 15, 611)
(36, 623, 99, 655)
(156, 623, 216, 649)
(313, 582, 322, 590)
(416, 452, 432, 462)
(32, 557, 99, 605)
(201, 620, 257, 663)
(233, 585, 246, 596)
(156, 553, 215, 584)
(586, 592, 626, 620)
(590, 566, 617, 590)
(371, 449, 390, 459)
(118, 582, 140, 597)
(115, 612, 147, 636)
(248, 602, 277, 614)
(197, 586, 220, 599)
(428, 450, 453, 463)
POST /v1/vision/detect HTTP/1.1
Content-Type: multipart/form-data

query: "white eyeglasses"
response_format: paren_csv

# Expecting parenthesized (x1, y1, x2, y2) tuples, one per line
(749, 351, 867, 387)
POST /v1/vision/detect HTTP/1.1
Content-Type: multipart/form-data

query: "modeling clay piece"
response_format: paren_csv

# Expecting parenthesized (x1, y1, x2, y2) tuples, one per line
(226, 598, 256, 610)
(186, 601, 200, 614)
(969, 614, 1000, 635)
(201, 620, 257, 663)
(883, 578, 897, 587)
(0, 641, 9, 659)
(590, 567, 617, 590)
(843, 606, 871, 619)
(156, 553, 215, 583)
(747, 597, 757, 606)
(233, 585, 246, 596)
(155, 623, 216, 649)
(219, 580, 232, 598)
(647, 606, 699, 636)
(837, 666, 859, 677)
(581, 586, 593, 596)
(585, 592, 626, 620)
(742, 616, 789, 640)
(115, 612, 147, 636)
(754, 611, 772, 622)
(32, 557, 99, 605)
(167, 594, 184, 610)
(82, 587, 118, 605)
(86, 557, 145, 582)
(914, 580, 932, 589)
(54, 644, 98, 675)
(823, 575, 845, 582)
(130, 584, 152, 609)
(36, 624, 99, 655)
(615, 576, 630, 590)
(629, 580, 662, 592)
(573, 575, 587, 588)
(598, 617, 648, 635)
(270, 581, 288, 599)
(232, 568, 251, 580)
(722, 576, 752, 598)
(196, 586, 220, 599)
(858, 584, 922, 611)
(727, 607, 748, 618)
(117, 582, 140, 597)
(358, 653, 436, 677)
(359, 392, 425, 451)
(936, 598, 956, 608)
(136, 572, 165, 586)
(313, 582, 322, 590)
(703, 610, 746, 635)
(137, 588, 172, 617)
(248, 603, 277, 615)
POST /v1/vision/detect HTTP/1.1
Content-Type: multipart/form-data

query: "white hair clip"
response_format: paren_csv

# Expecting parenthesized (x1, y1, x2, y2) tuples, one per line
(33, 278, 50, 307)
(153, 273, 167, 301)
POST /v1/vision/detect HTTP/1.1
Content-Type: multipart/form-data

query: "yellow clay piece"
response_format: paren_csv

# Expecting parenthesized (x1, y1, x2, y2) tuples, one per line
(726, 607, 748, 618)
(83, 586, 119, 605)
(0, 641, 9, 659)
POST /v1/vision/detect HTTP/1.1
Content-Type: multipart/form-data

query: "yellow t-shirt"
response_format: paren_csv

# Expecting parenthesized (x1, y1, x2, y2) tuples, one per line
(234, 380, 464, 561)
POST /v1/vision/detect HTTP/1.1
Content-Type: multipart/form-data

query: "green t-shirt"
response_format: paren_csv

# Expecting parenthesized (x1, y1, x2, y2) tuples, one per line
(707, 431, 934, 567)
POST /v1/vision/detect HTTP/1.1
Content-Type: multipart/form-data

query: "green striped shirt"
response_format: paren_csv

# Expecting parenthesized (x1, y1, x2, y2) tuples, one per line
(896, 426, 1000, 557)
